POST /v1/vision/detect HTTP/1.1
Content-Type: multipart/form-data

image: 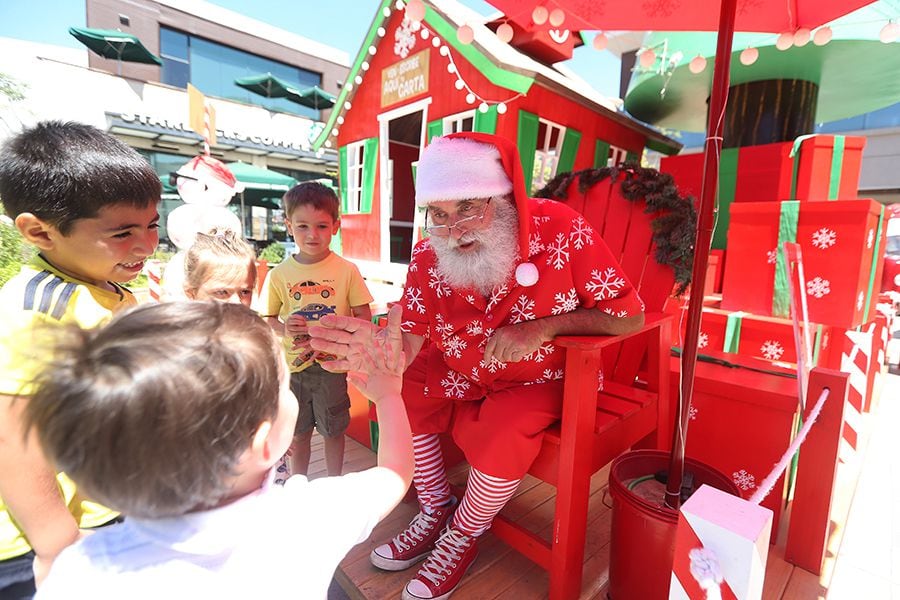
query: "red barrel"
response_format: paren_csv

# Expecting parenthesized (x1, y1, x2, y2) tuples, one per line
(608, 450, 740, 600)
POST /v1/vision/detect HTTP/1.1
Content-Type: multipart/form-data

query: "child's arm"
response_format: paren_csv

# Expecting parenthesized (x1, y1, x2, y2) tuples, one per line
(265, 316, 285, 336)
(0, 393, 80, 585)
(345, 305, 413, 520)
(350, 303, 372, 322)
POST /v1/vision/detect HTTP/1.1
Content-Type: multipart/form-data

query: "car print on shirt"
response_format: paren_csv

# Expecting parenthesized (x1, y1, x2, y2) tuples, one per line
(295, 302, 336, 322)
(289, 280, 335, 300)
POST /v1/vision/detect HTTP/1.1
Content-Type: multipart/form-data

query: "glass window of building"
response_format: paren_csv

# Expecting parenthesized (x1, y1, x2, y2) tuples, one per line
(608, 144, 628, 167)
(532, 118, 566, 192)
(159, 26, 324, 120)
(443, 110, 475, 134)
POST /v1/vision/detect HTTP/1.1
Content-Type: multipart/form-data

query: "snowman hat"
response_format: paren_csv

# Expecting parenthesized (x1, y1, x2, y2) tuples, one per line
(176, 155, 238, 189)
(415, 132, 538, 287)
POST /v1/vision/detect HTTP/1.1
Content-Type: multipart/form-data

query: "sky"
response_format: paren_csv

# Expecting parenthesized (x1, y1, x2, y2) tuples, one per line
(0, 0, 624, 98)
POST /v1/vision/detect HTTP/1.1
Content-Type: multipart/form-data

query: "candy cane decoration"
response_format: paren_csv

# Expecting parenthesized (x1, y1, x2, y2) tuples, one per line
(144, 259, 162, 303)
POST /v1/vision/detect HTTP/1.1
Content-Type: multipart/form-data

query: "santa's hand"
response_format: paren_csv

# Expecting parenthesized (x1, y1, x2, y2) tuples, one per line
(308, 308, 395, 373)
(483, 320, 549, 364)
(345, 305, 405, 400)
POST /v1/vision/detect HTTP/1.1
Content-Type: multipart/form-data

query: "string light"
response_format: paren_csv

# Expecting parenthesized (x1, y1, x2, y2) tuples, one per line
(592, 32, 608, 51)
(813, 26, 833, 46)
(405, 0, 424, 22)
(457, 24, 474, 44)
(497, 22, 514, 43)
(881, 21, 900, 43)
(689, 54, 707, 74)
(639, 49, 656, 68)
(739, 47, 759, 65)
(532, 6, 548, 25)
(548, 8, 565, 27)
(793, 27, 811, 46)
(775, 32, 794, 50)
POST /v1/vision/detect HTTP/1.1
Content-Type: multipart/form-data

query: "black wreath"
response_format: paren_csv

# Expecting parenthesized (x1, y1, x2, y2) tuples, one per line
(535, 163, 697, 296)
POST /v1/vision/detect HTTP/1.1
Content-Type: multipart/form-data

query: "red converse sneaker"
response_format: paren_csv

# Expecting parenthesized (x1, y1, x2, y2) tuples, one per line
(370, 496, 458, 571)
(401, 528, 478, 600)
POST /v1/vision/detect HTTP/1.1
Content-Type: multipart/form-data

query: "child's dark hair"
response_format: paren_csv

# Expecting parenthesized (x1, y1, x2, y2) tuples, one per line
(0, 121, 161, 234)
(283, 181, 339, 221)
(24, 301, 283, 518)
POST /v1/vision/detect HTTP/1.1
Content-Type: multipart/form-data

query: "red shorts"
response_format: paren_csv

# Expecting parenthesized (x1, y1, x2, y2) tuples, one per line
(401, 348, 563, 480)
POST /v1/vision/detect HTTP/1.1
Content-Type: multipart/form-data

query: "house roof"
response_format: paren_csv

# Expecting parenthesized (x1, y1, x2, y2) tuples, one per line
(311, 0, 681, 155)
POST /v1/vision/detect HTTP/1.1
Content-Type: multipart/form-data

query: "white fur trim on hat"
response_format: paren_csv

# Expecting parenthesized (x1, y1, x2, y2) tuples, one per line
(415, 137, 513, 206)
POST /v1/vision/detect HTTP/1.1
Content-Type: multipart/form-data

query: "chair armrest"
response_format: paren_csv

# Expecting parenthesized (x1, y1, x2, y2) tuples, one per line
(554, 312, 673, 351)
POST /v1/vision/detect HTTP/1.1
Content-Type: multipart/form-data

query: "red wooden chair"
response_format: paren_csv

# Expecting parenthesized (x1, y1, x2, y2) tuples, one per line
(485, 167, 695, 599)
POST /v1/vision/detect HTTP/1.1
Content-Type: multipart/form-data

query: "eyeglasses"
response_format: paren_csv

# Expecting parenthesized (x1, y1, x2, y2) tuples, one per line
(424, 199, 491, 237)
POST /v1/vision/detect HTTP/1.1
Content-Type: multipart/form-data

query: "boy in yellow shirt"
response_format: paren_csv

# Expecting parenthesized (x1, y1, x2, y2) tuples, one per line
(0, 121, 161, 595)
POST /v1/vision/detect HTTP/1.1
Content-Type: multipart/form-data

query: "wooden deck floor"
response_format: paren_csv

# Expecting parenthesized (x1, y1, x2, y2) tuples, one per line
(312, 370, 900, 600)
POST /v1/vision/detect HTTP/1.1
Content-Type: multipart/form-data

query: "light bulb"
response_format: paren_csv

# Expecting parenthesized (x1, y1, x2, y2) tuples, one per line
(421, 28, 430, 40)
(775, 32, 793, 50)
(394, 0, 404, 10)
(739, 47, 758, 65)
(432, 36, 441, 48)
(497, 102, 507, 114)
(336, 116, 344, 125)
(549, 8, 565, 27)
(465, 93, 476, 104)
(447, 63, 456, 74)
(344, 82, 352, 91)
(439, 45, 449, 56)
(405, 0, 425, 22)
(377, 27, 386, 37)
(497, 23, 514, 43)
(457, 24, 474, 44)
(331, 128, 339, 137)
(382, 6, 391, 18)
(343, 101, 352, 110)
(688, 54, 707, 74)
(880, 21, 900, 44)
(478, 102, 489, 113)
(324, 140, 332, 148)
(354, 75, 363, 85)
(793, 27, 811, 46)
(532, 6, 548, 25)
(639, 49, 656, 68)
(454, 79, 465, 90)
(368, 45, 377, 55)
(592, 32, 608, 51)
(361, 61, 370, 71)
(813, 27, 832, 46)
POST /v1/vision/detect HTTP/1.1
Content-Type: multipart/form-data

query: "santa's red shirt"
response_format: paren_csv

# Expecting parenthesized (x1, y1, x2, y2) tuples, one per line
(401, 197, 644, 400)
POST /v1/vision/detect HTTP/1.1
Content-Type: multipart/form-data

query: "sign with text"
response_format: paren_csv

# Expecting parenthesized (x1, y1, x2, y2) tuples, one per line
(381, 49, 429, 108)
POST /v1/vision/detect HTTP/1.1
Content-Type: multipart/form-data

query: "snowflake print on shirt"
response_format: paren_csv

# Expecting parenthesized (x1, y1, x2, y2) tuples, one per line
(603, 307, 629, 318)
(440, 370, 471, 399)
(529, 233, 544, 258)
(525, 343, 555, 362)
(732, 469, 757, 491)
(428, 267, 452, 299)
(811, 227, 837, 250)
(806, 277, 831, 299)
(570, 216, 596, 250)
(760, 340, 784, 361)
(479, 354, 508, 374)
(466, 320, 484, 336)
(487, 284, 509, 312)
(405, 287, 425, 314)
(586, 267, 626, 301)
(444, 335, 468, 359)
(546, 232, 570, 270)
(551, 288, 579, 315)
(509, 294, 536, 324)
(542, 368, 564, 381)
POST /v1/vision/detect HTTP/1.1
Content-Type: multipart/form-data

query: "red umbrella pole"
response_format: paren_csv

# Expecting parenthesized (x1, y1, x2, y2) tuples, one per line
(664, 0, 738, 511)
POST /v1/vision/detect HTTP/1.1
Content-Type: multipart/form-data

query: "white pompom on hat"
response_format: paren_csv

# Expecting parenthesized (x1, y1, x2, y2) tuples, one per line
(416, 132, 538, 286)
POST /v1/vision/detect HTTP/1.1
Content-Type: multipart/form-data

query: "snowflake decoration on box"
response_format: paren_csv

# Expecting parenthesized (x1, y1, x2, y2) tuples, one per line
(760, 340, 785, 361)
(732, 469, 757, 491)
(806, 277, 831, 299)
(688, 404, 698, 421)
(393, 17, 417, 58)
(857, 291, 865, 311)
(867, 228, 875, 249)
(766, 249, 777, 265)
(697, 331, 709, 349)
(811, 227, 837, 250)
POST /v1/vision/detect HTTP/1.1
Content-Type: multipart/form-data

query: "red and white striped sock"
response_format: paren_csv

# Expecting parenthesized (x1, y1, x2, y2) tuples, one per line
(452, 468, 521, 537)
(412, 433, 452, 514)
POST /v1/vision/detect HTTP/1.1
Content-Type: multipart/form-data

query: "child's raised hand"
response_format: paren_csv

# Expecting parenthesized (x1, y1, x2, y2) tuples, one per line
(344, 305, 405, 402)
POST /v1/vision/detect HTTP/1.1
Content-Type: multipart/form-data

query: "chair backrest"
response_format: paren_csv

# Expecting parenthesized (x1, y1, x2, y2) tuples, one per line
(546, 169, 689, 385)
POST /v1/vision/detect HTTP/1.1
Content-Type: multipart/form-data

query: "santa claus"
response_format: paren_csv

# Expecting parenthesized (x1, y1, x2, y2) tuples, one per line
(310, 132, 644, 599)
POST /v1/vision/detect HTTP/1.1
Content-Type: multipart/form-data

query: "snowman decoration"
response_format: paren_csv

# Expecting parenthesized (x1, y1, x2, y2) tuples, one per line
(162, 155, 244, 300)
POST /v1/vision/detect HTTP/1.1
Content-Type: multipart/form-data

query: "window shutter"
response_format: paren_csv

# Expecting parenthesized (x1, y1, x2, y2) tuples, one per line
(359, 137, 379, 214)
(473, 105, 498, 134)
(427, 119, 443, 143)
(338, 145, 349, 213)
(594, 139, 611, 168)
(516, 110, 539, 192)
(557, 127, 581, 174)
(626, 149, 641, 164)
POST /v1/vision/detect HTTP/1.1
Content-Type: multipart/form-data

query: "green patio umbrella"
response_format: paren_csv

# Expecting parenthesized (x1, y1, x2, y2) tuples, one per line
(68, 26, 162, 75)
(291, 85, 336, 110)
(234, 72, 300, 99)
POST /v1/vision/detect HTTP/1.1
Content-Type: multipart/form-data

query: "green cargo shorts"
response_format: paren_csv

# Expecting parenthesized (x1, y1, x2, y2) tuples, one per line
(290, 363, 350, 438)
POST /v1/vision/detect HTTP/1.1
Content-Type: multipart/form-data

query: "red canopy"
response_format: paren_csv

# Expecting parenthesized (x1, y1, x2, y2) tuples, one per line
(484, 0, 875, 34)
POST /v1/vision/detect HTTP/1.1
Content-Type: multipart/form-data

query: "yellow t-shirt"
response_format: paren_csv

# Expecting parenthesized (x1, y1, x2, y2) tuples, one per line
(262, 252, 373, 373)
(0, 255, 133, 561)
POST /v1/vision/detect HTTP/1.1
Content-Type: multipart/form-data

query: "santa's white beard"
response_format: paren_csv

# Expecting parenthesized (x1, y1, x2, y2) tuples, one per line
(429, 198, 519, 296)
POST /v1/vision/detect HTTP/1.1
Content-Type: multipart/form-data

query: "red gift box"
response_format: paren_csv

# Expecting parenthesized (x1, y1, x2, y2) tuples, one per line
(721, 200, 887, 329)
(790, 135, 866, 202)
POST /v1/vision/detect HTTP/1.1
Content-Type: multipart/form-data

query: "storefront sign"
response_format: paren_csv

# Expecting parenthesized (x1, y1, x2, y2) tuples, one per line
(381, 49, 429, 108)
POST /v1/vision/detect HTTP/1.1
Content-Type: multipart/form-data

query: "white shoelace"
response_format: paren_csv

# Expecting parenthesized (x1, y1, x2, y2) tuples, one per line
(419, 529, 471, 585)
(393, 511, 439, 551)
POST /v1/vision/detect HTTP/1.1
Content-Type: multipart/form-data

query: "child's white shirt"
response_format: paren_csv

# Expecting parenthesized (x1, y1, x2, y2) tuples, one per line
(36, 470, 387, 599)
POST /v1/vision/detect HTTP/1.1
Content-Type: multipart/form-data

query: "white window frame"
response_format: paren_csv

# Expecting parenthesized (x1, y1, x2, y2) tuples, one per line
(608, 144, 628, 167)
(443, 110, 476, 134)
(532, 118, 566, 192)
(345, 140, 365, 214)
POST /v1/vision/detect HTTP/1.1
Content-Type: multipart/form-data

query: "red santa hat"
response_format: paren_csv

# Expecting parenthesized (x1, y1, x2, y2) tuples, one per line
(415, 132, 538, 287)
